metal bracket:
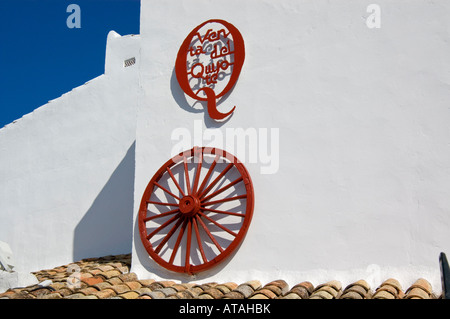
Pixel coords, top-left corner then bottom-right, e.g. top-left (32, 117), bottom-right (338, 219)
top-left (439, 252), bottom-right (450, 299)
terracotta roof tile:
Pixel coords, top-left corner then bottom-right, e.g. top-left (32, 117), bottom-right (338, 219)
top-left (109, 283), bottom-right (131, 295)
top-left (244, 280), bottom-right (262, 290)
top-left (318, 287), bottom-right (340, 299)
top-left (107, 276), bottom-right (123, 286)
top-left (372, 278), bottom-right (406, 299)
top-left (94, 264), bottom-right (115, 272)
top-left (65, 292), bottom-right (92, 299)
top-left (78, 287), bottom-right (99, 296)
top-left (249, 288), bottom-right (277, 299)
top-left (309, 290), bottom-right (335, 299)
top-left (405, 278), bottom-right (433, 297)
top-left (172, 283), bottom-right (194, 292)
top-left (248, 293), bottom-right (270, 299)
top-left (199, 287), bottom-right (226, 299)
top-left (309, 281), bottom-right (342, 299)
top-left (29, 287), bottom-right (53, 298)
top-left (41, 292), bottom-right (63, 299)
top-left (119, 272), bottom-right (138, 282)
top-left (405, 287), bottom-right (429, 299)
top-left (118, 291), bottom-right (140, 299)
top-left (90, 289), bottom-right (116, 299)
top-left (98, 269), bottom-right (122, 280)
top-left (193, 282), bottom-right (218, 293)
top-left (138, 279), bottom-right (156, 286)
top-left (340, 291), bottom-right (363, 299)
top-left (81, 276), bottom-right (104, 286)
top-left (80, 272), bottom-right (93, 279)
top-left (93, 281), bottom-right (113, 290)
top-left (158, 287), bottom-right (178, 297)
top-left (124, 281), bottom-right (142, 290)
top-left (147, 280), bottom-right (176, 290)
top-left (280, 292), bottom-right (302, 299)
top-left (285, 286), bottom-right (310, 299)
top-left (404, 278), bottom-right (436, 299)
top-left (373, 290), bottom-right (397, 299)
top-left (0, 254), bottom-right (441, 300)
top-left (263, 279), bottom-right (289, 296)
top-left (56, 287), bottom-right (75, 297)
top-left (233, 283), bottom-right (255, 298)
top-left (222, 291), bottom-right (245, 299)
top-left (135, 287), bottom-right (152, 295)
top-left (88, 269), bottom-right (104, 276)
top-left (144, 290), bottom-right (167, 299)
top-left (341, 282), bottom-right (370, 299)
top-left (217, 282), bottom-right (238, 292)
top-left (383, 278), bottom-right (402, 291)
top-left (174, 290), bottom-right (196, 299)
top-left (353, 279), bottom-right (371, 292)
top-left (293, 281), bottom-right (315, 295)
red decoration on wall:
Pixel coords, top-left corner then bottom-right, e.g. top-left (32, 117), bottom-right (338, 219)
top-left (175, 19), bottom-right (245, 121)
top-left (138, 147), bottom-right (254, 274)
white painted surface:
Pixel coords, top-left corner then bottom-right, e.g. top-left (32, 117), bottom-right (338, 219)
top-left (0, 271), bottom-right (38, 293)
top-left (0, 31), bottom-right (140, 274)
top-left (0, 241), bottom-right (38, 293)
top-left (131, 0), bottom-right (450, 292)
top-left (0, 0), bottom-right (448, 294)
top-left (0, 241), bottom-right (14, 272)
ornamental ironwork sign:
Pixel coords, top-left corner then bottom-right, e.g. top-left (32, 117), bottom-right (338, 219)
top-left (175, 19), bottom-right (245, 121)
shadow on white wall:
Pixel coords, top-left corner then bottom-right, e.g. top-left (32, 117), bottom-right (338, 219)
top-left (73, 141), bottom-right (136, 261)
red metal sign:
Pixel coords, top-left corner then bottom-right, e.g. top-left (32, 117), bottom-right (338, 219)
top-left (175, 19), bottom-right (245, 121)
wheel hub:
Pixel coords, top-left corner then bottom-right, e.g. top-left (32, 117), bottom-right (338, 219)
top-left (179, 195), bottom-right (200, 216)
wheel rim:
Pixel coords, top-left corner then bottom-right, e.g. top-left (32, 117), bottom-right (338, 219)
top-left (138, 146), bottom-right (254, 274)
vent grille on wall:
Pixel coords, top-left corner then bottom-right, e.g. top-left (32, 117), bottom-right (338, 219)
top-left (124, 57), bottom-right (136, 67)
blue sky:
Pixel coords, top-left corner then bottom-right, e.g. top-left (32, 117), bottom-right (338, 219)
top-left (0, 0), bottom-right (140, 128)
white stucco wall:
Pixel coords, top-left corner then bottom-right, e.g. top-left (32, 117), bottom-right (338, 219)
top-left (0, 31), bottom-right (140, 274)
top-left (132, 0), bottom-right (450, 291)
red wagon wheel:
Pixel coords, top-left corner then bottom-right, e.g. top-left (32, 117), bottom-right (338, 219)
top-left (138, 146), bottom-right (254, 274)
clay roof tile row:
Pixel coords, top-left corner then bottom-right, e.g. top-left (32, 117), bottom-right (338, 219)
top-left (0, 254), bottom-right (443, 300)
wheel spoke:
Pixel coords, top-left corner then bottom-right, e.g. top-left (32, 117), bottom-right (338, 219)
top-left (146, 213), bottom-right (180, 240)
top-left (196, 154), bottom-right (220, 196)
top-left (154, 217), bottom-right (184, 255)
top-left (169, 219), bottom-right (188, 264)
top-left (200, 207), bottom-right (245, 217)
top-left (192, 148), bottom-right (203, 195)
top-left (143, 208), bottom-right (180, 222)
top-left (147, 200), bottom-right (179, 207)
top-left (193, 218), bottom-right (208, 263)
top-left (167, 166), bottom-right (185, 197)
top-left (201, 177), bottom-right (243, 203)
top-left (201, 194), bottom-right (247, 207)
top-left (199, 163), bottom-right (234, 199)
top-left (198, 212), bottom-right (237, 237)
top-left (185, 219), bottom-right (192, 273)
top-left (153, 181), bottom-right (181, 200)
top-left (183, 155), bottom-right (191, 195)
top-left (196, 215), bottom-right (223, 253)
